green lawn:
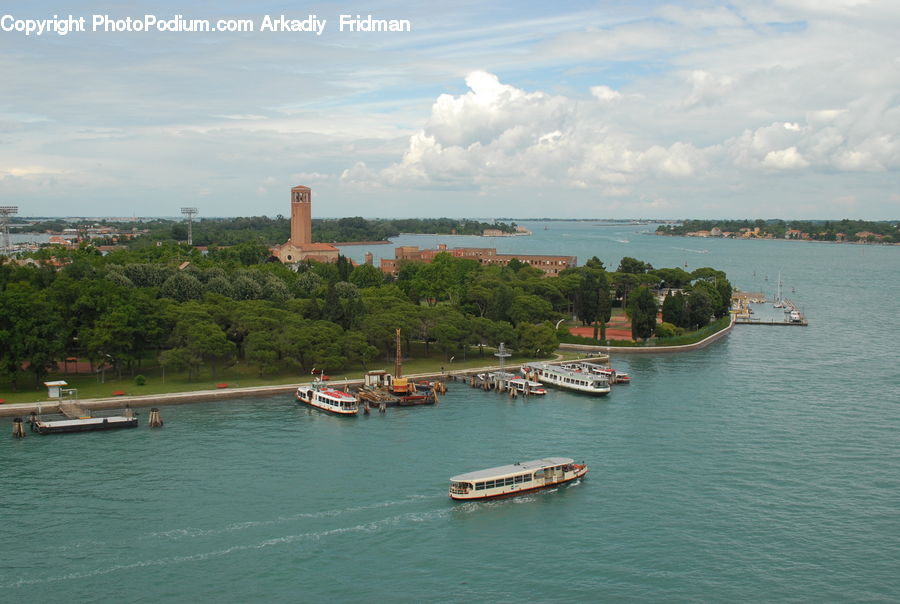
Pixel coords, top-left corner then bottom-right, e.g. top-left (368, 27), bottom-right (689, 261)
top-left (0, 344), bottom-right (583, 405)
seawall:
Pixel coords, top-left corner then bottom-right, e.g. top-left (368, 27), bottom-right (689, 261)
top-left (559, 314), bottom-right (734, 355)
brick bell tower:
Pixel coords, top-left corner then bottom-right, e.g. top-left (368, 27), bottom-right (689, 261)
top-left (290, 185), bottom-right (312, 245)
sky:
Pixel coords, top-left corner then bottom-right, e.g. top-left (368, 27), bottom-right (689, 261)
top-left (1, 0), bottom-right (899, 220)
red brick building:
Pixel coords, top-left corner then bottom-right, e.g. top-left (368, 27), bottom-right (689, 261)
top-left (273, 185), bottom-right (340, 264)
top-left (380, 244), bottom-right (576, 276)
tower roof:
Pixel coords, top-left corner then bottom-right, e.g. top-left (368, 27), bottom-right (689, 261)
top-left (291, 185), bottom-right (311, 192)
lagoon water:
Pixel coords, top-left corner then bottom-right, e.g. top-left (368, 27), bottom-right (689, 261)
top-left (3, 222), bottom-right (899, 602)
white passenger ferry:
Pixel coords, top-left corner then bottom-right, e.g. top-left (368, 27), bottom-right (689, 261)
top-left (565, 361), bottom-right (631, 384)
top-left (449, 457), bottom-right (588, 500)
top-left (507, 377), bottom-right (547, 395)
top-left (523, 362), bottom-right (611, 396)
top-left (296, 380), bottom-right (359, 415)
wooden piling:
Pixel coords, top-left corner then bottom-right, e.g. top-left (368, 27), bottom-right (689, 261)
top-left (12, 417), bottom-right (25, 438)
top-left (148, 407), bottom-right (164, 428)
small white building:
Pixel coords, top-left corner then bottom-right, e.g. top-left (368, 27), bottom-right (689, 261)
top-left (44, 380), bottom-right (68, 399)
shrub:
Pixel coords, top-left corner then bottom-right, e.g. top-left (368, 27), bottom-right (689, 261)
top-left (654, 322), bottom-right (679, 338)
top-left (134, 374), bottom-right (147, 386)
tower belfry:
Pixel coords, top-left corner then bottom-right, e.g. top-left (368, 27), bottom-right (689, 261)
top-left (290, 186), bottom-right (312, 245)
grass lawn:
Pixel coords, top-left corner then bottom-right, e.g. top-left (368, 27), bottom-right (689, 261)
top-left (0, 344), bottom-right (585, 405)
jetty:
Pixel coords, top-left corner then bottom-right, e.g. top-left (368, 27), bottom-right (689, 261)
top-left (27, 402), bottom-right (138, 434)
top-left (733, 296), bottom-right (808, 326)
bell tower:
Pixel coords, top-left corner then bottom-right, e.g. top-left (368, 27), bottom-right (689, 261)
top-left (290, 185), bottom-right (312, 245)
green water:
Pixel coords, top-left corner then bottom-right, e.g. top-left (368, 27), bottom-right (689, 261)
top-left (3, 223), bottom-right (899, 602)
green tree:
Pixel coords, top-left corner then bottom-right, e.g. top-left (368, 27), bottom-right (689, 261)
top-left (349, 264), bottom-right (385, 288)
top-left (661, 291), bottom-right (687, 328)
top-left (515, 322), bottom-right (557, 357)
top-left (160, 271), bottom-right (203, 302)
top-left (627, 286), bottom-right (658, 341)
top-left (686, 288), bottom-right (714, 329)
top-left (618, 257), bottom-right (653, 274)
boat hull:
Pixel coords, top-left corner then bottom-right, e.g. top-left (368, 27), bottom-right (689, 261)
top-left (450, 465), bottom-right (588, 501)
top-left (32, 417), bottom-right (138, 434)
top-left (296, 389), bottom-right (358, 416)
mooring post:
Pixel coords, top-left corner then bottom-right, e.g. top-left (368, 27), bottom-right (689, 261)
top-left (12, 417), bottom-right (25, 438)
top-left (148, 407), bottom-right (164, 428)
top-left (124, 404), bottom-right (134, 420)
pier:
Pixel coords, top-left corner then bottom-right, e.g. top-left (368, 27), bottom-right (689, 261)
top-left (732, 292), bottom-right (808, 326)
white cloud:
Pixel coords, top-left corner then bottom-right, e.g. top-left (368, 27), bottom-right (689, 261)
top-left (590, 86), bottom-right (621, 102)
top-left (763, 146), bottom-right (810, 169)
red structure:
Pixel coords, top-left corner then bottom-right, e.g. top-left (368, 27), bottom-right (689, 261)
top-left (380, 244), bottom-right (576, 277)
top-left (274, 185), bottom-right (340, 264)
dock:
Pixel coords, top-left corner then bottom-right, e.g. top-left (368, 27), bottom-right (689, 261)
top-left (26, 401), bottom-right (138, 434)
top-left (732, 293), bottom-right (808, 326)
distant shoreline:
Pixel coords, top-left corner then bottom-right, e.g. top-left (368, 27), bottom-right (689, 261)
top-left (655, 232), bottom-right (899, 246)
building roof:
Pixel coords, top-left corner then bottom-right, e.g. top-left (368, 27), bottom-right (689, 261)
top-left (295, 242), bottom-right (339, 251)
top-left (450, 457), bottom-right (575, 481)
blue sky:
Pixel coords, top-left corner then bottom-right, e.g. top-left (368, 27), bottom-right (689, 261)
top-left (2, 1), bottom-right (899, 219)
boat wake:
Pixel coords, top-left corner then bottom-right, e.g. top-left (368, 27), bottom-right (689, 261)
top-left (673, 247), bottom-right (709, 254)
top-left (2, 502), bottom-right (452, 589)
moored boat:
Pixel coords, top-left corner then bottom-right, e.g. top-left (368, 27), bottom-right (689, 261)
top-left (523, 362), bottom-right (610, 396)
top-left (507, 377), bottom-right (546, 395)
top-left (565, 361), bottom-right (631, 384)
top-left (449, 457), bottom-right (587, 500)
top-left (296, 379), bottom-right (359, 415)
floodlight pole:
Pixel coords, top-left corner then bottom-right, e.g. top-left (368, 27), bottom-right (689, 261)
top-left (0, 206), bottom-right (19, 253)
top-left (181, 207), bottom-right (198, 246)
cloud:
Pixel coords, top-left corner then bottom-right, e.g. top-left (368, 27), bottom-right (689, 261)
top-left (344, 71), bottom-right (710, 192)
top-left (763, 146), bottom-right (810, 169)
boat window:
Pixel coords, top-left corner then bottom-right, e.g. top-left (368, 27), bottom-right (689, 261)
top-left (475, 482), bottom-right (485, 490)
top-left (505, 477), bottom-right (514, 485)
top-left (485, 480), bottom-right (495, 488)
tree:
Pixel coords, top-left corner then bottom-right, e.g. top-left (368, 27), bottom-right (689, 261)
top-left (0, 284), bottom-right (65, 389)
top-left (662, 291), bottom-right (687, 328)
top-left (618, 257), bottom-right (653, 274)
top-left (160, 271), bottom-right (203, 302)
top-left (508, 293), bottom-right (555, 326)
top-left (349, 264), bottom-right (384, 288)
top-left (596, 271), bottom-right (612, 341)
top-left (515, 322), bottom-right (557, 357)
top-left (627, 286), bottom-right (658, 341)
top-left (342, 331), bottom-right (379, 371)
top-left (686, 288), bottom-right (714, 329)
top-left (574, 271), bottom-right (600, 327)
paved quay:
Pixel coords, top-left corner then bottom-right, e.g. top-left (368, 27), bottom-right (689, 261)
top-left (0, 366), bottom-right (508, 418)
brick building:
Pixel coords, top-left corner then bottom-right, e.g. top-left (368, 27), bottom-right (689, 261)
top-left (380, 244), bottom-right (576, 277)
top-left (273, 185), bottom-right (340, 264)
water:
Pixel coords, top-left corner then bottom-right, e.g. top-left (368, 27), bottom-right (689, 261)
top-left (3, 223), bottom-right (900, 602)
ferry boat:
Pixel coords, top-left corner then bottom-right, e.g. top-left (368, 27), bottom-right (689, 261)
top-left (565, 361), bottom-right (631, 385)
top-left (523, 362), bottom-right (610, 396)
top-left (296, 380), bottom-right (359, 415)
top-left (449, 457), bottom-right (588, 500)
top-left (507, 377), bottom-right (547, 395)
